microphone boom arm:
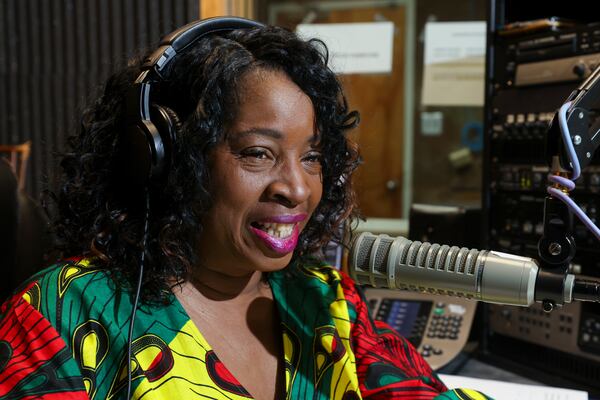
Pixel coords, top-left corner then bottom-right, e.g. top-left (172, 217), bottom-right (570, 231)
top-left (556, 65), bottom-right (600, 172)
top-left (537, 65), bottom-right (600, 311)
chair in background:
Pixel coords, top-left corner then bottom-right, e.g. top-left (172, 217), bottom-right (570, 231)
top-left (0, 158), bottom-right (52, 301)
top-left (0, 140), bottom-right (31, 191)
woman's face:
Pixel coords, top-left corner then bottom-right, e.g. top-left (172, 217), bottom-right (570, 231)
top-left (196, 68), bottom-right (323, 276)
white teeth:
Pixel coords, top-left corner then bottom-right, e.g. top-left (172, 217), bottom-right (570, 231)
top-left (257, 222), bottom-right (294, 238)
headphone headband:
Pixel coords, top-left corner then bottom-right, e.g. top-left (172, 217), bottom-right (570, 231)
top-left (139, 16), bottom-right (264, 82)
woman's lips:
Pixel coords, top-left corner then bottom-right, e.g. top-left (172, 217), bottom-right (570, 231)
top-left (248, 214), bottom-right (307, 255)
top-left (260, 213), bottom-right (307, 224)
top-left (249, 223), bottom-right (299, 255)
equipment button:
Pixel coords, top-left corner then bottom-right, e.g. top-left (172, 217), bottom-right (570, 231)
top-left (433, 348), bottom-right (443, 355)
top-left (582, 333), bottom-right (591, 342)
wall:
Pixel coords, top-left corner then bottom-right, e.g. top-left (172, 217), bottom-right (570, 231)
top-left (0, 0), bottom-right (199, 197)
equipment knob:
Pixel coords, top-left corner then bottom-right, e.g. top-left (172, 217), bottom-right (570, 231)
top-left (386, 179), bottom-right (399, 191)
top-left (573, 63), bottom-right (586, 78)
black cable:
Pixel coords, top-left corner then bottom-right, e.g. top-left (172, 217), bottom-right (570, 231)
top-left (126, 190), bottom-right (150, 399)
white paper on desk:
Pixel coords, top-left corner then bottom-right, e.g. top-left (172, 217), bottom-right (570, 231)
top-left (421, 21), bottom-right (486, 106)
top-left (439, 374), bottom-right (588, 400)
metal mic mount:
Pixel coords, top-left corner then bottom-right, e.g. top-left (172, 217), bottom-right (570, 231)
top-left (536, 189), bottom-right (577, 312)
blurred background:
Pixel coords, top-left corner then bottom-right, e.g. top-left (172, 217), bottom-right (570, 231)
top-left (2, 0), bottom-right (600, 397)
top-left (0, 0), bottom-right (485, 217)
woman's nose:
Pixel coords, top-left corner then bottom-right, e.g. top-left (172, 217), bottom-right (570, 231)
top-left (266, 160), bottom-right (311, 207)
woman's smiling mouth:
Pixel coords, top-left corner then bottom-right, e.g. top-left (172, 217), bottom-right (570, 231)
top-left (249, 214), bottom-right (307, 254)
top-left (251, 222), bottom-right (295, 238)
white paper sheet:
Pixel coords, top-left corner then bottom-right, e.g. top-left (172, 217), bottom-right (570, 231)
top-left (296, 22), bottom-right (394, 74)
top-left (439, 373), bottom-right (588, 400)
top-left (421, 21), bottom-right (486, 106)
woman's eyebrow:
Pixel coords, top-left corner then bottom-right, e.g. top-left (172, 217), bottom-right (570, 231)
top-left (235, 128), bottom-right (283, 140)
top-left (234, 128), bottom-right (320, 145)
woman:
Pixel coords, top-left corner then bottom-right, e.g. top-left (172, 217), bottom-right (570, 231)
top-left (0, 18), bottom-right (489, 400)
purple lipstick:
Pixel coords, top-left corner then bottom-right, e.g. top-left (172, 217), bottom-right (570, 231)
top-left (249, 214), bottom-right (307, 255)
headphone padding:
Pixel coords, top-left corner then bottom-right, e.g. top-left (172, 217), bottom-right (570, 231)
top-left (149, 104), bottom-right (178, 181)
top-left (117, 104), bottom-right (178, 189)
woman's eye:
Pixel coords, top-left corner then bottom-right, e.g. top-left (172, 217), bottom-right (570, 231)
top-left (241, 148), bottom-right (271, 160)
top-left (303, 152), bottom-right (322, 174)
top-left (237, 148), bottom-right (276, 169)
top-left (303, 152), bottom-right (322, 164)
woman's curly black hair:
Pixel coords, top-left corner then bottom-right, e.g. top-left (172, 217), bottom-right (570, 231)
top-left (52, 25), bottom-right (361, 303)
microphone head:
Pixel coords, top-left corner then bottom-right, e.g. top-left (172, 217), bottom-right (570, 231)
top-left (350, 232), bottom-right (402, 288)
top-left (350, 232), bottom-right (540, 306)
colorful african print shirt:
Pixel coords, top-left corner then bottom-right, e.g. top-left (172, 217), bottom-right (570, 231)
top-left (0, 258), bottom-right (492, 399)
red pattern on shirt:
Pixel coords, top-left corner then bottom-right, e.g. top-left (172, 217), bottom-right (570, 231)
top-left (339, 271), bottom-right (448, 399)
top-left (0, 283), bottom-right (88, 399)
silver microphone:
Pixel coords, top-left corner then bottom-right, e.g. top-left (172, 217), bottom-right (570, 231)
top-left (349, 232), bottom-right (576, 307)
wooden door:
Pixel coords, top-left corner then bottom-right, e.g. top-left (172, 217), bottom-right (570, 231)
top-left (275, 5), bottom-right (406, 218)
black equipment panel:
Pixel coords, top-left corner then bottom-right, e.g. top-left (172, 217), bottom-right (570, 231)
top-left (483, 1), bottom-right (600, 394)
top-left (372, 298), bottom-right (432, 347)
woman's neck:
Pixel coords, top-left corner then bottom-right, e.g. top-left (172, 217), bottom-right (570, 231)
top-left (187, 263), bottom-right (269, 302)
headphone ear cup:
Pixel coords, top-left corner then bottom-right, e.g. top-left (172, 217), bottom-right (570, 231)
top-left (148, 104), bottom-right (179, 182)
top-left (160, 106), bottom-right (183, 138)
top-left (116, 104), bottom-right (179, 191)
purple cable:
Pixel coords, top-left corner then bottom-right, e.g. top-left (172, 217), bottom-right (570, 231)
top-left (547, 101), bottom-right (600, 241)
top-left (557, 101), bottom-right (581, 180)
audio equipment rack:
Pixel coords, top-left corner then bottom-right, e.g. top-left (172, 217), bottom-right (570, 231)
top-left (482, 0), bottom-right (600, 394)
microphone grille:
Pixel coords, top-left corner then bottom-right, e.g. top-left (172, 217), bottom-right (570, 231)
top-left (435, 245), bottom-right (450, 270)
top-left (447, 246), bottom-right (460, 272)
top-left (427, 243), bottom-right (441, 269)
top-left (355, 234), bottom-right (376, 271)
top-left (374, 237), bottom-right (394, 274)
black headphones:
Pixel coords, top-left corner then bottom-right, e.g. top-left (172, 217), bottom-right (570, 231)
top-left (119, 16), bottom-right (265, 189)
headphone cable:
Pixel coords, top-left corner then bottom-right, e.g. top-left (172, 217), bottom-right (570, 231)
top-left (126, 190), bottom-right (150, 399)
